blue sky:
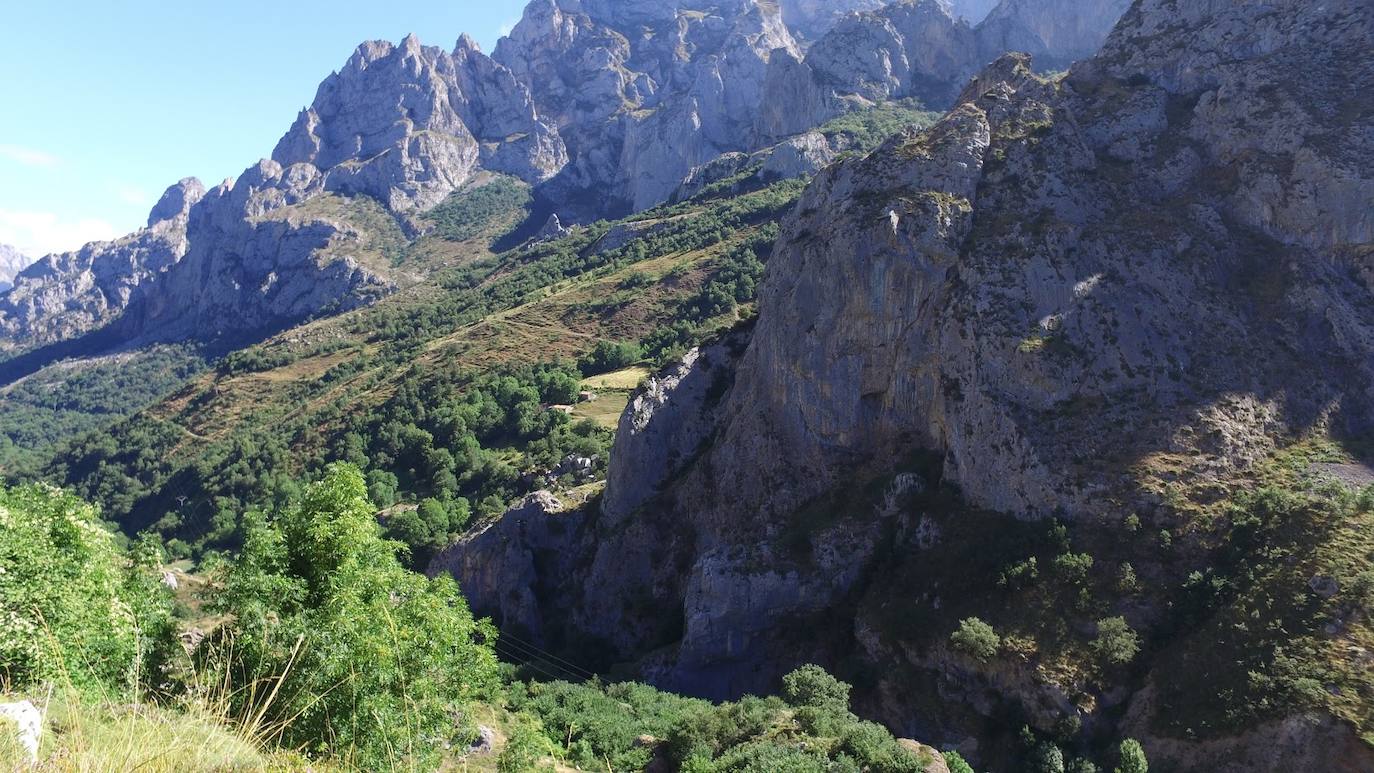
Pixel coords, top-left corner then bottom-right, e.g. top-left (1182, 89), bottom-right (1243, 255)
top-left (0, 0), bottom-right (529, 258)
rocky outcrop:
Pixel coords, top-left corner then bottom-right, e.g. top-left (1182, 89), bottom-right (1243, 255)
top-left (1122, 685), bottom-right (1374, 773)
top-left (672, 131), bottom-right (837, 202)
top-left (0, 700), bottom-right (41, 765)
top-left (0, 244), bottom-right (31, 294)
top-left (436, 0), bottom-right (1374, 765)
top-left (0, 179), bottom-right (203, 351)
top-left (115, 163), bottom-right (395, 344)
top-left (429, 491), bottom-right (581, 639)
top-left (496, 0), bottom-right (806, 217)
top-left (601, 336), bottom-right (745, 526)
top-left (273, 34), bottom-right (566, 214)
top-left (755, 0), bottom-right (1130, 143)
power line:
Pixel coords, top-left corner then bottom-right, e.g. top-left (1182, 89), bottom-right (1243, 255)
top-left (493, 640), bottom-right (584, 684)
top-left (497, 630), bottom-right (598, 680)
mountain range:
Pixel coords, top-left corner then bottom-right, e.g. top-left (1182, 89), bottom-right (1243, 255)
top-left (0, 0), bottom-right (1128, 369)
top-left (2, 0), bottom-right (1372, 770)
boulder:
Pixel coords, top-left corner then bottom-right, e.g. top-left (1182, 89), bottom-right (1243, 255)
top-left (0, 700), bottom-right (41, 766)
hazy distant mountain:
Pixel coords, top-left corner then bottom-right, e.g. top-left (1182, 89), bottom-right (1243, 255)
top-left (0, 243), bottom-right (30, 293)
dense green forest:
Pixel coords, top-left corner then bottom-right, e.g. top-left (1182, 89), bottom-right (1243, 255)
top-left (0, 345), bottom-right (204, 472)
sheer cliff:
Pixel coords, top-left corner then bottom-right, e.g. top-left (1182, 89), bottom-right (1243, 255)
top-left (435, 0), bottom-right (1374, 768)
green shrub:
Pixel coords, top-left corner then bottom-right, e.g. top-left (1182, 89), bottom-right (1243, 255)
top-left (204, 464), bottom-right (499, 768)
top-left (782, 663), bottom-right (851, 713)
top-left (0, 484), bottom-right (173, 693)
top-left (1114, 739), bottom-right (1148, 773)
top-left (498, 714), bottom-right (555, 773)
top-left (951, 617), bottom-right (1001, 661)
top-left (945, 750), bottom-right (976, 773)
top-left (579, 340), bottom-right (643, 375)
top-left (1091, 617), bottom-right (1141, 666)
top-left (839, 721), bottom-right (923, 772)
top-left (1348, 569), bottom-right (1374, 612)
top-left (423, 176), bottom-right (531, 244)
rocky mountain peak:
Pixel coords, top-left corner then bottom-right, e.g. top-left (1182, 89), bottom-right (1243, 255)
top-left (146, 177), bottom-right (206, 227)
top-left (271, 31), bottom-right (565, 214)
top-left (454, 32), bottom-right (481, 55)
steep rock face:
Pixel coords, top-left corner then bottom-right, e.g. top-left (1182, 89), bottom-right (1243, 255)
top-left (668, 0), bottom-right (1374, 542)
top-left (601, 335), bottom-right (746, 526)
top-left (0, 244), bottom-right (31, 294)
top-left (273, 34), bottom-right (565, 214)
top-left (0, 179), bottom-right (204, 351)
top-left (495, 0), bottom-right (1127, 217)
top-left (754, 0), bottom-right (1130, 142)
top-left (115, 161), bottom-right (395, 344)
top-left (978, 0), bottom-right (1134, 69)
top-left (496, 0), bottom-right (804, 216)
top-left (801, 0), bottom-right (980, 108)
top-left (437, 0), bottom-right (1374, 764)
top-left (430, 491), bottom-right (581, 640)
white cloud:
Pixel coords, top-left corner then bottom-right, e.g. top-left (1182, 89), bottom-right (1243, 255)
top-left (497, 17), bottom-right (519, 36)
top-left (0, 210), bottom-right (122, 258)
top-left (0, 144), bottom-right (60, 168)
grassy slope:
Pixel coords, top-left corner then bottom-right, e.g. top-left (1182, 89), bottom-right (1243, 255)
top-left (38, 174), bottom-right (803, 551)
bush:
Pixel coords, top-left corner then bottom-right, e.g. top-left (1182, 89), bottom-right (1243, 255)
top-left (1091, 617), bottom-right (1141, 666)
top-left (204, 464), bottom-right (499, 768)
top-left (782, 664), bottom-right (851, 713)
top-left (951, 617), bottom-right (1001, 661)
top-left (1348, 569), bottom-right (1374, 612)
top-left (498, 714), bottom-right (554, 773)
top-left (1115, 739), bottom-right (1148, 773)
top-left (580, 340), bottom-right (644, 375)
top-left (0, 484), bottom-right (173, 693)
top-left (945, 750), bottom-right (976, 773)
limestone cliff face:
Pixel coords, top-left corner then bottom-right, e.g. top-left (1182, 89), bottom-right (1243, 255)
top-left (617, 0), bottom-right (1374, 534)
top-left (754, 0), bottom-right (1130, 142)
top-left (273, 34), bottom-right (566, 214)
top-left (113, 162), bottom-right (395, 345)
top-left (495, 0), bottom-right (806, 216)
top-left (436, 0), bottom-right (1374, 765)
top-left (0, 179), bottom-right (204, 351)
top-left (498, 0), bottom-right (1129, 218)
